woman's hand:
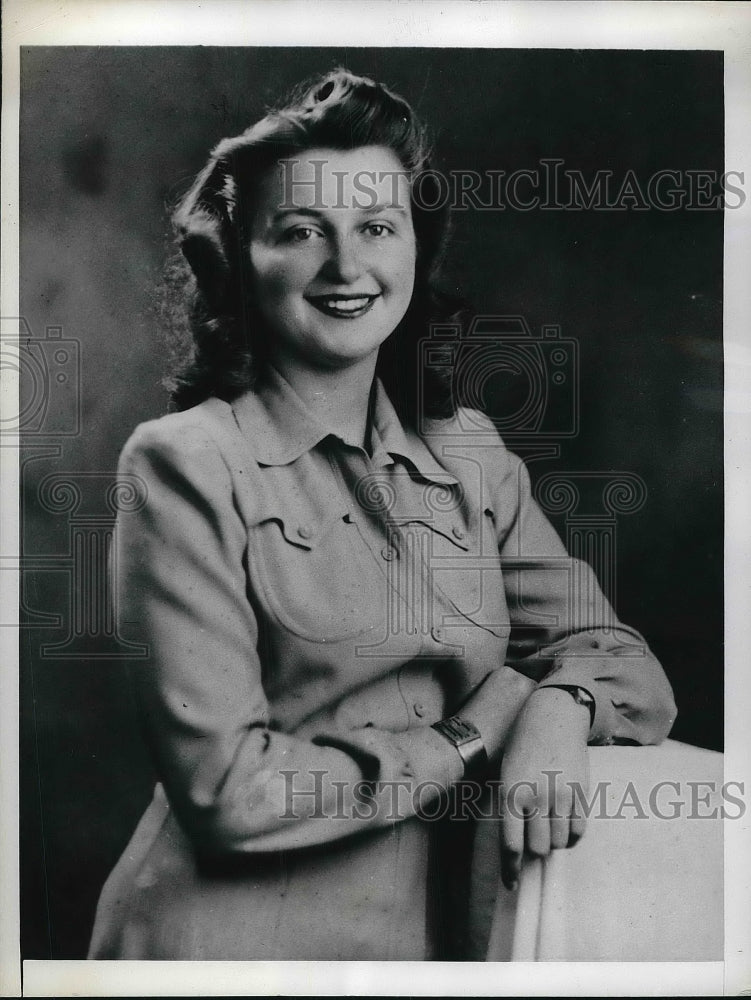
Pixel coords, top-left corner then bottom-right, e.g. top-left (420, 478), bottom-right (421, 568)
top-left (351, 666), bottom-right (539, 818)
top-left (499, 687), bottom-right (590, 890)
top-left (456, 665), bottom-right (538, 761)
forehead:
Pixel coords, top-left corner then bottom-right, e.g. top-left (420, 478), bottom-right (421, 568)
top-left (255, 145), bottom-right (412, 214)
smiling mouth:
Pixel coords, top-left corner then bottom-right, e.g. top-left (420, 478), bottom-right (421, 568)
top-left (306, 293), bottom-right (380, 319)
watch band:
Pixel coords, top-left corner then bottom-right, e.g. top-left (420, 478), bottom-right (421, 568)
top-left (431, 716), bottom-right (489, 780)
top-left (542, 684), bottom-right (596, 727)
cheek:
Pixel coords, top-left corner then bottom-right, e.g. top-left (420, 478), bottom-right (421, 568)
top-left (248, 248), bottom-right (312, 304)
top-left (387, 244), bottom-right (417, 301)
top-left (381, 246), bottom-right (416, 298)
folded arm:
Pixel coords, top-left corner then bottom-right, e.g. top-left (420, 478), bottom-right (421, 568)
top-left (487, 439), bottom-right (677, 883)
top-left (496, 447), bottom-right (676, 746)
top-left (118, 420), bottom-right (532, 855)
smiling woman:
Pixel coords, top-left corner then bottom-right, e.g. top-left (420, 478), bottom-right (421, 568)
top-left (247, 147), bottom-right (417, 390)
top-left (86, 68), bottom-right (676, 962)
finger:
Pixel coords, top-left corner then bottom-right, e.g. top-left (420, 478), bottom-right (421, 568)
top-left (501, 848), bottom-right (522, 892)
top-left (549, 812), bottom-right (570, 850)
top-left (568, 812), bottom-right (587, 846)
top-left (525, 809), bottom-right (551, 859)
top-left (501, 808), bottom-right (525, 891)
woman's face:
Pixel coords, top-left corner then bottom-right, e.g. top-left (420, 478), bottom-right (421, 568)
top-left (247, 145), bottom-right (417, 372)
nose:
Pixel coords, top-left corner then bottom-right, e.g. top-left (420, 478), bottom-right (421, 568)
top-left (322, 233), bottom-right (364, 284)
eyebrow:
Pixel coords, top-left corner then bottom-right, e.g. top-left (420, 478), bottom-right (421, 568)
top-left (270, 202), bottom-right (410, 223)
top-left (362, 202), bottom-right (410, 216)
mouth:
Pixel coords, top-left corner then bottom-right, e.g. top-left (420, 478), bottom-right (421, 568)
top-left (306, 292), bottom-right (380, 319)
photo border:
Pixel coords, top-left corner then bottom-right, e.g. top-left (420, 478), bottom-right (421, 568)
top-left (2, 2), bottom-right (749, 996)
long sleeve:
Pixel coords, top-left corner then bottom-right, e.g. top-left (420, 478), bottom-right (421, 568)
top-left (117, 418), bottom-right (470, 855)
top-left (492, 440), bottom-right (677, 745)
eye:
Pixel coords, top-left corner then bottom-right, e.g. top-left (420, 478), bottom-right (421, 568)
top-left (284, 226), bottom-right (322, 244)
top-left (364, 222), bottom-right (393, 238)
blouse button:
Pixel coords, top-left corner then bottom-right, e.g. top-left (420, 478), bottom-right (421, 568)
top-left (381, 546), bottom-right (396, 561)
top-left (430, 625), bottom-right (443, 643)
top-left (297, 523), bottom-right (314, 540)
top-left (451, 525), bottom-right (466, 540)
top-left (413, 702), bottom-right (425, 718)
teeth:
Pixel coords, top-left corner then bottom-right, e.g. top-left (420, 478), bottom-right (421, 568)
top-left (322, 298), bottom-right (371, 311)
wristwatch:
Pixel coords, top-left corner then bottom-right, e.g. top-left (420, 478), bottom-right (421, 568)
top-left (431, 716), bottom-right (489, 780)
top-left (542, 684), bottom-right (596, 727)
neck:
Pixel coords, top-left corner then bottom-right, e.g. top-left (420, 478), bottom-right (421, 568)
top-left (268, 352), bottom-right (379, 449)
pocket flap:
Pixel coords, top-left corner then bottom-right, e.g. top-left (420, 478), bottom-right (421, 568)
top-left (394, 513), bottom-right (471, 552)
top-left (254, 507), bottom-right (346, 551)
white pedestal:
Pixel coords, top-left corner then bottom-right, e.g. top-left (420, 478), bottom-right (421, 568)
top-left (482, 740), bottom-right (724, 961)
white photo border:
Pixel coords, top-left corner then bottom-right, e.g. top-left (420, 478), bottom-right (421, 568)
top-left (2, 1), bottom-right (749, 996)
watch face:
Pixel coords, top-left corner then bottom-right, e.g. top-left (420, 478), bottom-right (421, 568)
top-left (566, 686), bottom-right (595, 723)
top-left (435, 717), bottom-right (481, 745)
top-left (432, 717), bottom-right (489, 780)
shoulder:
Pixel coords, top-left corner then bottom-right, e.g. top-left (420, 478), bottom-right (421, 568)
top-left (123, 397), bottom-right (239, 457)
top-left (423, 405), bottom-right (499, 437)
top-left (416, 406), bottom-right (527, 519)
top-left (119, 397), bottom-right (246, 483)
top-left (421, 406), bottom-right (519, 469)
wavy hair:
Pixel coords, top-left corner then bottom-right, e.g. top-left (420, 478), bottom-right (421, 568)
top-left (162, 68), bottom-right (468, 423)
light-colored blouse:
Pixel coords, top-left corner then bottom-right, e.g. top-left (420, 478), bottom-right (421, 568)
top-left (88, 366), bottom-right (675, 960)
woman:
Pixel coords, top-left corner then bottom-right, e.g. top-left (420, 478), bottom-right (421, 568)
top-left (88, 69), bottom-right (676, 961)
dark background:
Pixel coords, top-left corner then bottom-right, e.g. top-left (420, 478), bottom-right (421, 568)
top-left (19, 47), bottom-right (723, 959)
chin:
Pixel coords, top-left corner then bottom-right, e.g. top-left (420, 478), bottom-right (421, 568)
top-left (313, 333), bottom-right (391, 365)
top-left (319, 348), bottom-right (381, 369)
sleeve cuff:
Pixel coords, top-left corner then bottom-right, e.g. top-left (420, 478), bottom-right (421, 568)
top-left (537, 664), bottom-right (618, 745)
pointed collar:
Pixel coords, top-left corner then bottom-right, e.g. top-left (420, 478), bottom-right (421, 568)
top-left (230, 366), bottom-right (457, 485)
top-left (368, 380), bottom-right (458, 485)
top-left (231, 366), bottom-right (330, 466)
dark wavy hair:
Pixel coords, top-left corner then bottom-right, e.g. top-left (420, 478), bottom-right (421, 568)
top-left (163, 68), bottom-right (468, 423)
